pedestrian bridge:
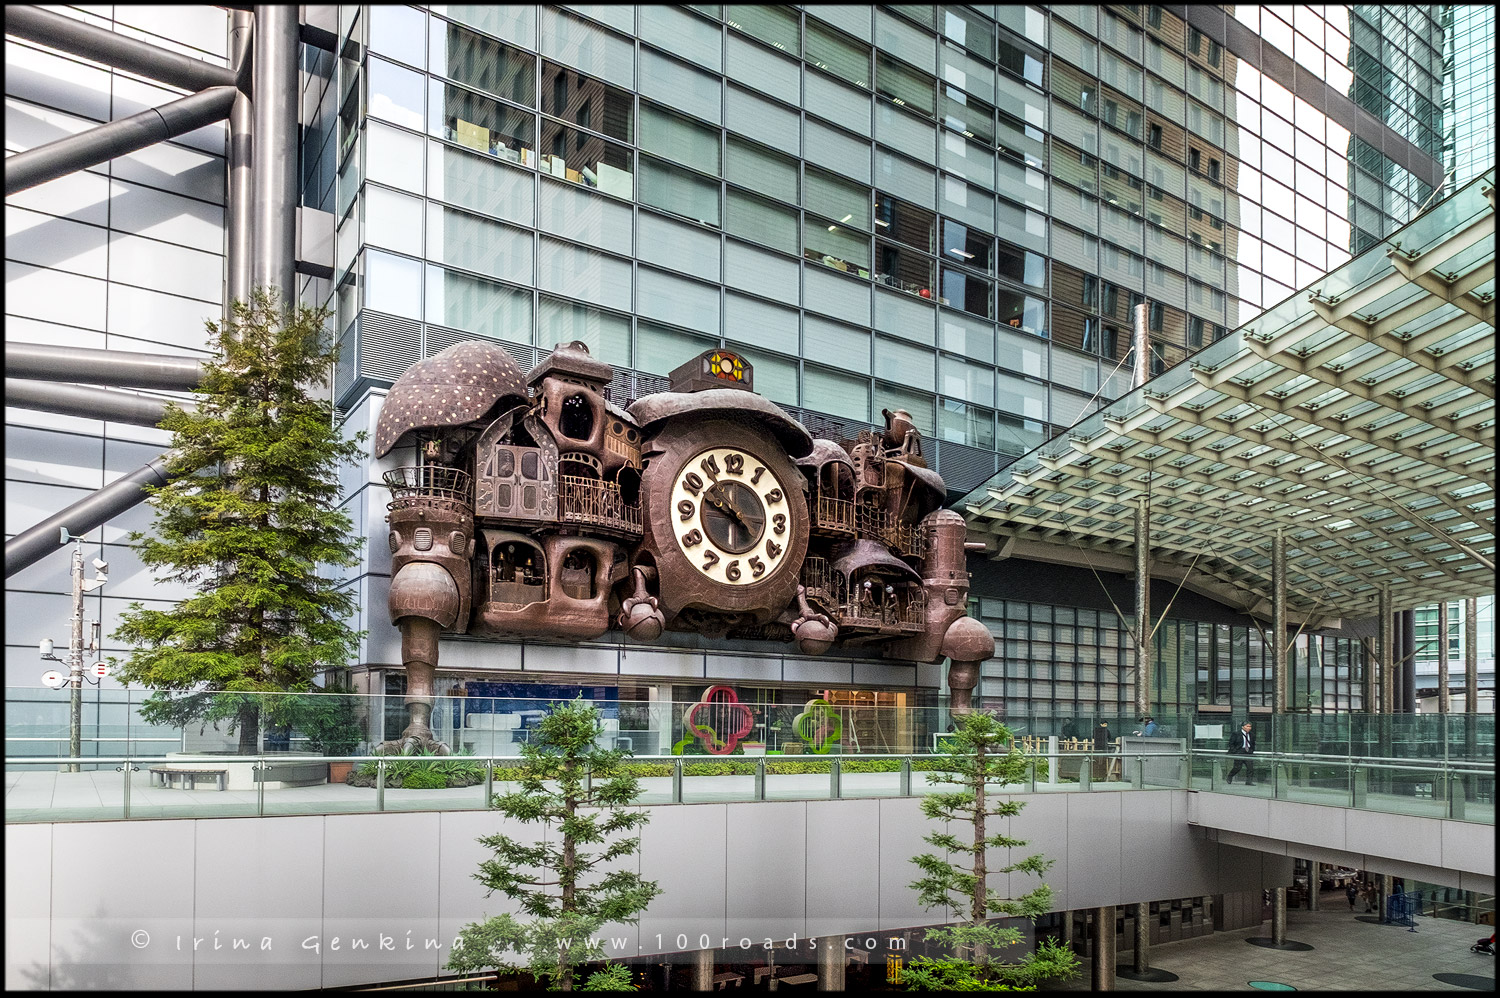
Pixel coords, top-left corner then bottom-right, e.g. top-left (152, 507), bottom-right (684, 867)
top-left (5, 750), bottom-right (1493, 990)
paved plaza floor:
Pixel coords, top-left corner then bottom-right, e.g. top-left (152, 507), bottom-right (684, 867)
top-left (1052, 897), bottom-right (1496, 992)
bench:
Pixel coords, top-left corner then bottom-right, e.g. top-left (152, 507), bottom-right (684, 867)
top-left (776, 973), bottom-right (818, 986)
top-left (711, 971), bottom-right (744, 989)
top-left (149, 767), bottom-right (227, 791)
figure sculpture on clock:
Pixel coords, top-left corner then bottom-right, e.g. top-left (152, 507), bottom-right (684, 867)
top-left (372, 341), bottom-right (994, 752)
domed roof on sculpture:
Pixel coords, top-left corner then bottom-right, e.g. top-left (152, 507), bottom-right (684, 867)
top-left (374, 340), bottom-right (529, 457)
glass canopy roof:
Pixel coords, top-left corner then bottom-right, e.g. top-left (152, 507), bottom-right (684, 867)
top-left (962, 170), bottom-right (1495, 625)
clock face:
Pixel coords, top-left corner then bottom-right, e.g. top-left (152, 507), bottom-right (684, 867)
top-left (668, 446), bottom-right (795, 586)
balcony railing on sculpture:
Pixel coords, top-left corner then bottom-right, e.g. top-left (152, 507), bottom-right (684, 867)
top-left (837, 590), bottom-right (926, 633)
top-left (813, 496), bottom-right (857, 535)
top-left (799, 556), bottom-right (845, 612)
top-left (383, 466), bottom-right (473, 514)
top-left (558, 475), bottom-right (641, 534)
top-left (853, 506), bottom-right (926, 558)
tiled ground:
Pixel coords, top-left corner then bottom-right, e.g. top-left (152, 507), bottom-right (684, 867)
top-left (1053, 895), bottom-right (1495, 992)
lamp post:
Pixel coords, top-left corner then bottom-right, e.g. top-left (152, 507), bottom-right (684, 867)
top-left (39, 531), bottom-right (108, 772)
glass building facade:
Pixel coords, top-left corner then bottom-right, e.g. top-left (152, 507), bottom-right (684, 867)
top-left (314, 4), bottom-right (1493, 721)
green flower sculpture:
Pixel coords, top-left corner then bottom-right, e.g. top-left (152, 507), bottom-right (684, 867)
top-left (792, 698), bottom-right (842, 754)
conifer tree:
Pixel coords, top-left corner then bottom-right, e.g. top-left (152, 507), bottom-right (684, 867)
top-left (111, 289), bottom-right (366, 753)
top-left (448, 698), bottom-right (660, 991)
top-left (905, 709), bottom-right (1080, 990)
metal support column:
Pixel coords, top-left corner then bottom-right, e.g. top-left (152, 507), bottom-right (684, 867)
top-left (1091, 907), bottom-right (1115, 991)
top-left (251, 4), bottom-right (299, 300)
top-left (691, 948), bottom-right (713, 991)
top-left (1133, 901), bottom-right (1150, 974)
top-left (1464, 597), bottom-right (1478, 714)
top-left (1400, 608), bottom-right (1416, 714)
top-left (1436, 602), bottom-right (1450, 714)
top-left (1272, 528), bottom-right (1287, 714)
top-left (1379, 588), bottom-right (1393, 715)
top-left (1134, 496), bottom-right (1151, 721)
top-left (227, 9), bottom-right (255, 313)
top-left (67, 543), bottom-right (86, 774)
top-left (1271, 889), bottom-right (1287, 945)
top-left (1308, 864), bottom-right (1319, 911)
top-left (816, 933), bottom-right (845, 991)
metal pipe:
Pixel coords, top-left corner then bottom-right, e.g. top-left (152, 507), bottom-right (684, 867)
top-left (68, 542), bottom-right (85, 774)
top-left (1091, 906), bottom-right (1115, 991)
top-left (4, 380), bottom-right (196, 426)
top-left (1436, 601), bottom-right (1450, 714)
top-left (226, 10), bottom-right (254, 314)
top-left (3, 5), bottom-right (238, 93)
top-left (1134, 496), bottom-right (1151, 721)
top-left (5, 86), bottom-right (236, 195)
top-left (5, 452), bottom-right (181, 578)
top-left (1401, 608), bottom-right (1416, 714)
top-left (5, 342), bottom-right (205, 391)
top-left (1271, 888), bottom-right (1287, 944)
top-left (251, 5), bottom-right (299, 299)
top-left (1272, 528), bottom-right (1287, 713)
top-left (1464, 597), bottom-right (1478, 713)
top-left (1132, 302), bottom-right (1151, 389)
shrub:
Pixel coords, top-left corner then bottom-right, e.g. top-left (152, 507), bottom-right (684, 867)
top-left (401, 769), bottom-right (448, 790)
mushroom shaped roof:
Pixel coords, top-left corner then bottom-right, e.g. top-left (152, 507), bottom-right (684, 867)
top-left (374, 340), bottom-right (529, 457)
top-left (628, 388), bottom-right (813, 458)
top-left (830, 539), bottom-right (922, 582)
top-left (796, 438), bottom-right (855, 470)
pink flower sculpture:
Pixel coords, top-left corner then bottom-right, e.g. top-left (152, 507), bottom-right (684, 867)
top-left (683, 685), bottom-right (755, 755)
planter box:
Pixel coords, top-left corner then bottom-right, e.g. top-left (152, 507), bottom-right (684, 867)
top-left (742, 743), bottom-right (766, 756)
top-left (328, 761), bottom-right (354, 783)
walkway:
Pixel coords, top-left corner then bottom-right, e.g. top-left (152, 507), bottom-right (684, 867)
top-left (1055, 902), bottom-right (1496, 992)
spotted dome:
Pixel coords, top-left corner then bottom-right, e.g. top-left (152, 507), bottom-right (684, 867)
top-left (374, 340), bottom-right (529, 457)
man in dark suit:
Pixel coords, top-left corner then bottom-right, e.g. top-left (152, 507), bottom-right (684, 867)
top-left (1226, 721), bottom-right (1256, 785)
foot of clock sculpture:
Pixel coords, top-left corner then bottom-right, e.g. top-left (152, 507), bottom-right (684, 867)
top-left (619, 567), bottom-right (666, 642)
top-left (790, 585), bottom-right (838, 655)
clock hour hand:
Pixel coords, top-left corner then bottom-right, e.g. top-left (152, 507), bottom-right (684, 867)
top-left (706, 482), bottom-right (747, 526)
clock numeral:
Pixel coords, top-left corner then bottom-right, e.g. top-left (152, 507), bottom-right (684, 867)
top-left (749, 555), bottom-right (766, 578)
top-left (750, 466), bottom-right (765, 485)
top-left (772, 513), bottom-right (786, 535)
top-left (682, 472), bottom-right (703, 496)
top-left (766, 540), bottom-right (783, 561)
top-left (678, 499), bottom-right (696, 521)
top-left (700, 454), bottom-right (720, 478)
top-left (681, 528), bottom-right (703, 547)
top-left (725, 453), bottom-right (744, 475)
top-left (765, 488), bottom-right (783, 504)
top-left (702, 549), bottom-right (720, 569)
top-left (725, 559), bottom-right (741, 581)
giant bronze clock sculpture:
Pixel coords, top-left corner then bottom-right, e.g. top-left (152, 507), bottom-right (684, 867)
top-left (373, 341), bottom-right (993, 753)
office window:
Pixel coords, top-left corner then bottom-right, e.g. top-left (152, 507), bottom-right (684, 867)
top-left (996, 287), bottom-right (1046, 337)
top-left (995, 238), bottom-right (1045, 289)
top-left (367, 57), bottom-right (426, 131)
top-left (725, 189), bottom-right (798, 255)
top-left (941, 218), bottom-right (993, 271)
top-left (876, 53), bottom-right (936, 118)
top-left (639, 103), bottom-right (721, 175)
top-left (540, 62), bottom-right (633, 142)
top-left (426, 263), bottom-right (532, 338)
top-left (805, 214), bottom-right (872, 272)
top-left (427, 203), bottom-right (533, 284)
top-left (430, 20), bottom-right (535, 108)
top-left (803, 363), bottom-right (871, 421)
top-left (804, 168), bottom-right (871, 230)
top-left (638, 156), bottom-right (720, 226)
top-left (636, 320), bottom-right (716, 376)
top-left (726, 136), bottom-right (798, 204)
top-left (997, 29), bottom-right (1045, 87)
top-left (938, 399), bottom-right (996, 448)
top-left (941, 267), bottom-right (989, 318)
top-left (536, 121), bottom-right (633, 195)
top-left (429, 80), bottom-right (535, 163)
top-left (726, 5), bottom-right (799, 53)
top-left (805, 20), bottom-right (871, 89)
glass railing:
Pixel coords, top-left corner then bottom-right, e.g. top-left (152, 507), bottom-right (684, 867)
top-left (5, 746), bottom-right (1492, 826)
top-left (8, 687), bottom-right (1492, 767)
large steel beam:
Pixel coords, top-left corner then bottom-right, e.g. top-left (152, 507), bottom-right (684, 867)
top-left (1436, 601), bottom-right (1450, 714)
top-left (1273, 528), bottom-right (1287, 713)
top-left (251, 5), bottom-right (299, 299)
top-left (5, 452), bottom-right (182, 578)
top-left (5, 86), bottom-right (236, 195)
top-left (5, 343), bottom-right (205, 391)
top-left (1465, 597), bottom-right (1478, 713)
top-left (3, 6), bottom-right (237, 93)
top-left (4, 380), bottom-right (196, 427)
top-left (1134, 496), bottom-right (1151, 721)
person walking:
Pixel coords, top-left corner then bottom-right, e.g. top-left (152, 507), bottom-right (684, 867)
top-left (1141, 715), bottom-right (1159, 736)
top-left (1226, 721), bottom-right (1256, 785)
top-left (1346, 883), bottom-right (1358, 911)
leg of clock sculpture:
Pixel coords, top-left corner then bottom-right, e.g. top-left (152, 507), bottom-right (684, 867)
top-left (378, 616), bottom-right (452, 755)
top-left (943, 616), bottom-right (995, 714)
